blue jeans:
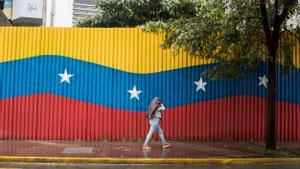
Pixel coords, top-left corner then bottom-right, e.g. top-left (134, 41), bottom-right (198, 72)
top-left (143, 118), bottom-right (167, 146)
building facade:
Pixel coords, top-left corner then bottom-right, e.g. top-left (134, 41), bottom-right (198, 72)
top-left (2, 0), bottom-right (96, 27)
top-left (73, 0), bottom-right (97, 26)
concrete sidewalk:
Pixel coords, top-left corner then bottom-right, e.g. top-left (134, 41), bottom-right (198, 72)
top-left (0, 140), bottom-right (299, 164)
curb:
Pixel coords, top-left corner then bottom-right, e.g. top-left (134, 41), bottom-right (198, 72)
top-left (0, 156), bottom-right (300, 164)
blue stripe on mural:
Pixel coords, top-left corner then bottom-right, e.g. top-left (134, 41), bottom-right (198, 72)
top-left (0, 55), bottom-right (299, 111)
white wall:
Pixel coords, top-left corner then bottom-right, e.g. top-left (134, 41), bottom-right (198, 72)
top-left (45, 0), bottom-right (74, 27)
top-left (12, 0), bottom-right (43, 22)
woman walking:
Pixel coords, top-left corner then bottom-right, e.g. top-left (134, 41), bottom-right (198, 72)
top-left (143, 97), bottom-right (171, 150)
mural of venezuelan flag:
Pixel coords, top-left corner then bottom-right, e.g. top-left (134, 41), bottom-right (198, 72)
top-left (0, 27), bottom-right (299, 141)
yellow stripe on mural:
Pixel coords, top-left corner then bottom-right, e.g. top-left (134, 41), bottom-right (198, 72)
top-left (0, 27), bottom-right (299, 72)
top-left (0, 27), bottom-right (209, 74)
top-left (293, 37), bottom-right (300, 68)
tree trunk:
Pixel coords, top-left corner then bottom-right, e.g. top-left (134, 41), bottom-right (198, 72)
top-left (259, 0), bottom-right (276, 149)
top-left (266, 49), bottom-right (277, 150)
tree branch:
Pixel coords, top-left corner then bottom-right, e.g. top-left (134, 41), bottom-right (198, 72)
top-left (279, 0), bottom-right (297, 24)
top-left (275, 0), bottom-right (279, 16)
top-left (259, 0), bottom-right (271, 46)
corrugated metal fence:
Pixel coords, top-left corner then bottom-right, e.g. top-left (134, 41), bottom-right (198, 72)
top-left (0, 27), bottom-right (299, 141)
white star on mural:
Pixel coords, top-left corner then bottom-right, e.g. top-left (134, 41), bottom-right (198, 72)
top-left (259, 75), bottom-right (268, 88)
top-left (58, 69), bottom-right (74, 84)
top-left (128, 85), bottom-right (142, 100)
top-left (194, 77), bottom-right (207, 92)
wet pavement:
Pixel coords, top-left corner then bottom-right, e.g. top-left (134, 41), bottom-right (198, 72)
top-left (0, 163), bottom-right (300, 169)
top-left (0, 140), bottom-right (299, 158)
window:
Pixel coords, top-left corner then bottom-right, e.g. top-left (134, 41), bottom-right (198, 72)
top-left (74, 0), bottom-right (93, 5)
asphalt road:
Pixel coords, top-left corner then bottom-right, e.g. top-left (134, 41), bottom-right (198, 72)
top-left (0, 163), bottom-right (300, 169)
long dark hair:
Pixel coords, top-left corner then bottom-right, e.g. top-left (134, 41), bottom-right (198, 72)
top-left (146, 97), bottom-right (161, 119)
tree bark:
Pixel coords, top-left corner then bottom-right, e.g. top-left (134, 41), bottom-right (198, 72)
top-left (266, 50), bottom-right (277, 150)
top-left (259, 0), bottom-right (277, 150)
top-left (265, 12), bottom-right (281, 150)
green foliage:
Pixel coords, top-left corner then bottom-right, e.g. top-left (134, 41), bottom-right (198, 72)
top-left (141, 0), bottom-right (300, 79)
top-left (76, 0), bottom-right (199, 27)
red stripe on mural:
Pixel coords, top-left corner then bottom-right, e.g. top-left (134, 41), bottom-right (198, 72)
top-left (0, 94), bottom-right (299, 141)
